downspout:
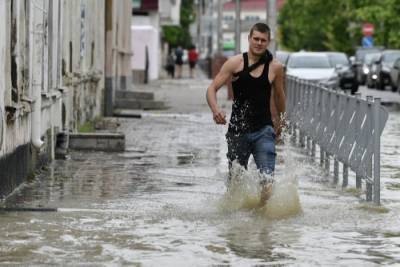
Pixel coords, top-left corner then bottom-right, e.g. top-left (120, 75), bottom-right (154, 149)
top-left (30, 0), bottom-right (44, 149)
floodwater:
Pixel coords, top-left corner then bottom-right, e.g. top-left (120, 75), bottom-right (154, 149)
top-left (1, 110), bottom-right (400, 266)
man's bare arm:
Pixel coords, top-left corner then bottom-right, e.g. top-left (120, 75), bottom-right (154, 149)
top-left (272, 62), bottom-right (286, 135)
top-left (206, 57), bottom-right (236, 124)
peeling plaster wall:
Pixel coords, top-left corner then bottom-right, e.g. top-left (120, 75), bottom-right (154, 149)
top-left (0, 0), bottom-right (112, 198)
top-left (61, 0), bottom-right (105, 131)
top-left (0, 0), bottom-right (7, 155)
top-left (1, 0), bottom-right (31, 159)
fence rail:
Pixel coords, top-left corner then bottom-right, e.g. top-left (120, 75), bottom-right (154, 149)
top-left (286, 76), bottom-right (388, 205)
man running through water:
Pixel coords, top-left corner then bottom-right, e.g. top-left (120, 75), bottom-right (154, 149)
top-left (206, 23), bottom-right (286, 205)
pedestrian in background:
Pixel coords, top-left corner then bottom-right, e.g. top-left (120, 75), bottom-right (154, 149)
top-left (175, 45), bottom-right (184, 78)
top-left (188, 45), bottom-right (199, 78)
top-left (165, 51), bottom-right (175, 78)
top-left (206, 23), bottom-right (286, 206)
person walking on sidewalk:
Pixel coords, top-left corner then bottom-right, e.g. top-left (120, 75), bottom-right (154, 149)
top-left (206, 22), bottom-right (286, 205)
top-left (175, 46), bottom-right (184, 78)
top-left (165, 51), bottom-right (175, 78)
top-left (188, 45), bottom-right (199, 78)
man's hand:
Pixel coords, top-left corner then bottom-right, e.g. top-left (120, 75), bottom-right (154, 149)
top-left (213, 109), bottom-right (227, 125)
top-left (274, 113), bottom-right (287, 144)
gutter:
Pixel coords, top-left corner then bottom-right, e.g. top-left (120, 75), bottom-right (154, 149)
top-left (29, 1), bottom-right (43, 150)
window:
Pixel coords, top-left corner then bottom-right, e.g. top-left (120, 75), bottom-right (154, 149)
top-left (223, 15), bottom-right (234, 21)
top-left (244, 15), bottom-right (260, 21)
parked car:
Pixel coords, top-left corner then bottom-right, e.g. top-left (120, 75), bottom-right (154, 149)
top-left (326, 52), bottom-right (358, 93)
top-left (376, 50), bottom-right (400, 91)
top-left (354, 47), bottom-right (384, 85)
top-left (365, 52), bottom-right (382, 88)
top-left (286, 52), bottom-right (339, 89)
top-left (390, 57), bottom-right (400, 92)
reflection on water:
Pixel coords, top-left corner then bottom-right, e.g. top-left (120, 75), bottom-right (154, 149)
top-left (0, 112), bottom-right (400, 265)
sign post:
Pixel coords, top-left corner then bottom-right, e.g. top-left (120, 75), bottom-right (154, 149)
top-left (362, 23), bottom-right (374, 47)
top-left (362, 36), bottom-right (374, 47)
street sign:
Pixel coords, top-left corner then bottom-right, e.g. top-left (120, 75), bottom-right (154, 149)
top-left (362, 23), bottom-right (374, 36)
top-left (362, 36), bottom-right (374, 48)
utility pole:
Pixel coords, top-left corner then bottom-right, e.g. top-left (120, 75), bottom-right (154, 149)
top-left (217, 0), bottom-right (223, 55)
top-left (235, 0), bottom-right (241, 54)
top-left (198, 0), bottom-right (203, 54)
top-left (267, 0), bottom-right (277, 55)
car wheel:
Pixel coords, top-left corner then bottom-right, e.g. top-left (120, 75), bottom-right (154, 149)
top-left (366, 78), bottom-right (372, 88)
top-left (378, 75), bottom-right (385, 90)
top-left (391, 79), bottom-right (397, 92)
top-left (351, 84), bottom-right (358, 94)
top-left (397, 78), bottom-right (400, 93)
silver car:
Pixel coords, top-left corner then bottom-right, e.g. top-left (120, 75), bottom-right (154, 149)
top-left (390, 57), bottom-right (400, 92)
top-left (376, 49), bottom-right (400, 91)
top-left (286, 52), bottom-right (339, 89)
top-left (326, 52), bottom-right (358, 93)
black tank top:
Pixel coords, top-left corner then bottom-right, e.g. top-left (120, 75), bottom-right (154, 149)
top-left (228, 52), bottom-right (273, 135)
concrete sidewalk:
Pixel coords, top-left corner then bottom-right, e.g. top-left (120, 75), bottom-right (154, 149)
top-left (127, 64), bottom-right (232, 115)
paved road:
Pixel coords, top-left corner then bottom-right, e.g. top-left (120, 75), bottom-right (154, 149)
top-left (1, 67), bottom-right (400, 265)
top-left (358, 86), bottom-right (400, 110)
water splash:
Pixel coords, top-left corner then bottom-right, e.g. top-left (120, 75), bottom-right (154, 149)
top-left (217, 125), bottom-right (305, 219)
top-left (217, 162), bottom-right (302, 219)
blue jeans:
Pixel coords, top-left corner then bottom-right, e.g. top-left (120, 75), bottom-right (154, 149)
top-left (226, 125), bottom-right (276, 179)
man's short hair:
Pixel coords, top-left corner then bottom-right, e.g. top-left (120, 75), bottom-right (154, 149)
top-left (249, 23), bottom-right (271, 40)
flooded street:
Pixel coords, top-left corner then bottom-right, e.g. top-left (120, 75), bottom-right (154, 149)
top-left (1, 80), bottom-right (400, 266)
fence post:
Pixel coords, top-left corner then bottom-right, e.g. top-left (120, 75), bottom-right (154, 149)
top-left (366, 155), bottom-right (373, 201)
top-left (334, 158), bottom-right (339, 184)
top-left (325, 153), bottom-right (330, 174)
top-left (366, 95), bottom-right (374, 202)
top-left (343, 164), bottom-right (349, 188)
top-left (373, 98), bottom-right (381, 205)
top-left (311, 141), bottom-right (316, 161)
top-left (320, 149), bottom-right (325, 167)
top-left (299, 81), bottom-right (305, 148)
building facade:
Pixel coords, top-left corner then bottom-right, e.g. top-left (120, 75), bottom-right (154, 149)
top-left (131, 0), bottom-right (181, 83)
top-left (223, 0), bottom-right (286, 53)
top-left (0, 0), bottom-right (132, 198)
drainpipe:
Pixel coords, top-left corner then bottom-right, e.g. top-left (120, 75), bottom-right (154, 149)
top-left (30, 0), bottom-right (44, 150)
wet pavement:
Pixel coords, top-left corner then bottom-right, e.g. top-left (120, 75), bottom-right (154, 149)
top-left (1, 69), bottom-right (400, 266)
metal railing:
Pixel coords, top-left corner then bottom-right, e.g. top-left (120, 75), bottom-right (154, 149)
top-left (286, 76), bottom-right (388, 205)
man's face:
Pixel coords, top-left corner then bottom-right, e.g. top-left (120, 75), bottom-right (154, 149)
top-left (248, 30), bottom-right (270, 56)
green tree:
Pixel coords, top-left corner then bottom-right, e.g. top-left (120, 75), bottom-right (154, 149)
top-left (162, 0), bottom-right (195, 49)
top-left (355, 0), bottom-right (400, 48)
top-left (278, 0), bottom-right (400, 53)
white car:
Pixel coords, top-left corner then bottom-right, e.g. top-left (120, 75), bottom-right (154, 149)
top-left (286, 52), bottom-right (339, 89)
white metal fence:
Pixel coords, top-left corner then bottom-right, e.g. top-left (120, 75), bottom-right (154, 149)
top-left (286, 76), bottom-right (388, 205)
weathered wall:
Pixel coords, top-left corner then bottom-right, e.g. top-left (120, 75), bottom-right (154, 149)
top-left (61, 0), bottom-right (105, 131)
top-left (0, 0), bottom-right (7, 158)
top-left (0, 0), bottom-right (131, 199)
top-left (104, 0), bottom-right (132, 116)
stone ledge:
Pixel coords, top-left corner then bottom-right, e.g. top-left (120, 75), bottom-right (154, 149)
top-left (114, 99), bottom-right (167, 110)
top-left (115, 90), bottom-right (154, 100)
top-left (69, 133), bottom-right (125, 152)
